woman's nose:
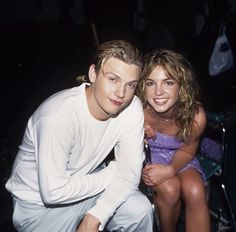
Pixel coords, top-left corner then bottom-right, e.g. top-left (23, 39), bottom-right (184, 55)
top-left (155, 83), bottom-right (163, 95)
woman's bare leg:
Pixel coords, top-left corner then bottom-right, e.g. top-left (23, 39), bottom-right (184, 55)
top-left (154, 177), bottom-right (181, 232)
top-left (179, 169), bottom-right (211, 232)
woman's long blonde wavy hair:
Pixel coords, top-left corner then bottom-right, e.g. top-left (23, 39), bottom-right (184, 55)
top-left (137, 49), bottom-right (202, 143)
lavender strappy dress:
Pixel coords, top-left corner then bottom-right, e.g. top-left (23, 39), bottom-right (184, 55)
top-left (147, 132), bottom-right (206, 183)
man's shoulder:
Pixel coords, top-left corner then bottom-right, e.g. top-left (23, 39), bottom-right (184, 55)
top-left (117, 95), bottom-right (144, 121)
top-left (126, 95), bottom-right (143, 111)
top-left (32, 84), bottom-right (86, 119)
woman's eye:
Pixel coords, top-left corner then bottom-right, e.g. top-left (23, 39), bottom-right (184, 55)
top-left (146, 81), bottom-right (153, 86)
top-left (166, 80), bottom-right (174, 85)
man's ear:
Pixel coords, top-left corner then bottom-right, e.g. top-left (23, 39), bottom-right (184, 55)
top-left (88, 64), bottom-right (97, 83)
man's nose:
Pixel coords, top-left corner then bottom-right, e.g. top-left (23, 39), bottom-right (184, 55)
top-left (115, 84), bottom-right (125, 98)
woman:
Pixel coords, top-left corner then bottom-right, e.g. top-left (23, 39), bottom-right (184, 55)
top-left (138, 49), bottom-right (210, 232)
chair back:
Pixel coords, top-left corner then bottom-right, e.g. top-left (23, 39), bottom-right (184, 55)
top-left (197, 112), bottom-right (226, 180)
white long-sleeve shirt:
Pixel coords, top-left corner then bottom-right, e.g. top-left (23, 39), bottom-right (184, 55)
top-left (6, 83), bottom-right (144, 229)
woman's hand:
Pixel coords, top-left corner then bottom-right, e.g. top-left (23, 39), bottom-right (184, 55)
top-left (142, 164), bottom-right (176, 186)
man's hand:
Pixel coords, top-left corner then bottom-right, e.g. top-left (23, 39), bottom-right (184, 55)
top-left (76, 214), bottom-right (100, 232)
top-left (144, 122), bottom-right (156, 139)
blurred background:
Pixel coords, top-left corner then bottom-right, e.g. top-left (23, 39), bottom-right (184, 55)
top-left (0, 0), bottom-right (236, 231)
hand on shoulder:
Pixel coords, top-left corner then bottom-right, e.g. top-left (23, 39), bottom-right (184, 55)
top-left (144, 121), bottom-right (156, 139)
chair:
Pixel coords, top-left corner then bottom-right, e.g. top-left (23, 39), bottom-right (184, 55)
top-left (142, 109), bottom-right (236, 231)
top-left (141, 140), bottom-right (160, 231)
top-left (102, 144), bottom-right (160, 231)
top-left (197, 111), bottom-right (236, 231)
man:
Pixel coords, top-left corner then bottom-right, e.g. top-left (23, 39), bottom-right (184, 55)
top-left (6, 40), bottom-right (153, 232)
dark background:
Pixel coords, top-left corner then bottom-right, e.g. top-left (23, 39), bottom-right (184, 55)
top-left (0, 0), bottom-right (236, 231)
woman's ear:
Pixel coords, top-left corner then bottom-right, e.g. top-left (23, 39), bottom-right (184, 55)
top-left (88, 64), bottom-right (97, 83)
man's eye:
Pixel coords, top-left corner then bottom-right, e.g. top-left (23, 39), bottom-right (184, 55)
top-left (127, 82), bottom-right (138, 90)
top-left (108, 77), bottom-right (117, 82)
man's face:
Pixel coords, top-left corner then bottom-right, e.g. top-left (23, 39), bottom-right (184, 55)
top-left (87, 57), bottom-right (141, 120)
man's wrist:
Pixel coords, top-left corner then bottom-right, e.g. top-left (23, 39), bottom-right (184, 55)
top-left (84, 214), bottom-right (100, 228)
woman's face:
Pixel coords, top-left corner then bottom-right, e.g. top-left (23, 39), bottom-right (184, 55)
top-left (145, 65), bottom-right (180, 114)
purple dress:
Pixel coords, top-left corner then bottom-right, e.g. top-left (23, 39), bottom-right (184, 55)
top-left (147, 132), bottom-right (206, 183)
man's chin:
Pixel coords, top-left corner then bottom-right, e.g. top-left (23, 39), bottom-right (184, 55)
top-left (110, 106), bottom-right (128, 118)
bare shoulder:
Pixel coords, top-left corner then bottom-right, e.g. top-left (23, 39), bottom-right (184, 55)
top-left (194, 105), bottom-right (207, 135)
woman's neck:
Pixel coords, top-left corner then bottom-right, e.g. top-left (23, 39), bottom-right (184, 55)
top-left (146, 105), bottom-right (174, 122)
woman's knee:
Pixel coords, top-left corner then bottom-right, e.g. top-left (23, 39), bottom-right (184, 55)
top-left (180, 169), bottom-right (208, 206)
top-left (182, 179), bottom-right (207, 206)
top-left (154, 178), bottom-right (181, 205)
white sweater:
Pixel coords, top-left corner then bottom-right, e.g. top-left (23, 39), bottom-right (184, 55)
top-left (6, 83), bottom-right (144, 229)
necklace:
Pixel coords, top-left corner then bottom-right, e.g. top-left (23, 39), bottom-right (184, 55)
top-left (161, 118), bottom-right (170, 122)
top-left (146, 106), bottom-right (172, 123)
top-left (157, 117), bottom-right (173, 123)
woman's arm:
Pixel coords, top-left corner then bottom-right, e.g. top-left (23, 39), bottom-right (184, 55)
top-left (142, 106), bottom-right (207, 186)
top-left (170, 106), bottom-right (207, 172)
